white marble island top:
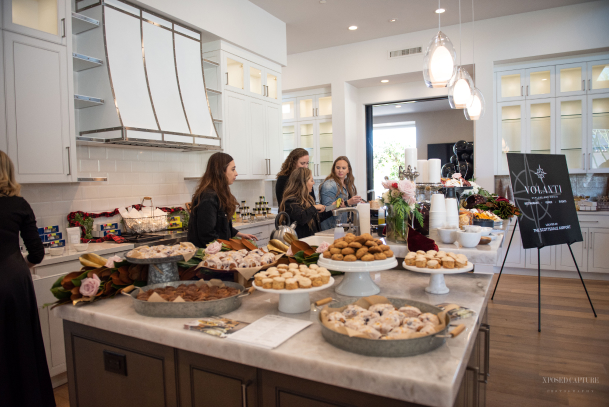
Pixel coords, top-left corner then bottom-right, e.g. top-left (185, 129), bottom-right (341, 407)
top-left (54, 270), bottom-right (492, 407)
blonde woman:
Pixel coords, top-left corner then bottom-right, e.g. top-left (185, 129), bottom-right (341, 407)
top-left (0, 151), bottom-right (54, 406)
top-left (319, 156), bottom-right (363, 231)
top-left (279, 167), bottom-right (333, 238)
top-left (275, 148), bottom-right (315, 206)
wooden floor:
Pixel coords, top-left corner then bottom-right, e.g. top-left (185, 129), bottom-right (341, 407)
top-left (53, 274), bottom-right (609, 407)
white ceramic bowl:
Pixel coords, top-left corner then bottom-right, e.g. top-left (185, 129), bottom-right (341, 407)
top-left (457, 230), bottom-right (482, 248)
top-left (462, 225), bottom-right (482, 233)
top-left (74, 243), bottom-right (89, 252)
top-left (437, 228), bottom-right (458, 244)
top-left (479, 227), bottom-right (492, 236)
top-left (49, 247), bottom-right (65, 256)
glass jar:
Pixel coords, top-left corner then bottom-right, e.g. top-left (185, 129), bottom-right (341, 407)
top-left (385, 204), bottom-right (410, 244)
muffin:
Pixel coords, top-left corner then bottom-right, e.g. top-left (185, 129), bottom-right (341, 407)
top-left (272, 277), bottom-right (286, 290)
top-left (254, 273), bottom-right (266, 286)
top-left (427, 260), bottom-right (440, 269)
top-left (442, 257), bottom-right (455, 269)
top-left (319, 270), bottom-right (331, 284)
top-left (267, 269), bottom-right (280, 277)
top-left (415, 256), bottom-right (427, 268)
top-left (298, 277), bottom-right (312, 289)
top-left (288, 263), bottom-right (298, 269)
top-left (309, 264), bottom-right (319, 270)
top-left (285, 278), bottom-right (298, 290)
top-left (311, 275), bottom-right (323, 287)
top-left (262, 278), bottom-right (273, 289)
top-left (267, 267), bottom-right (278, 274)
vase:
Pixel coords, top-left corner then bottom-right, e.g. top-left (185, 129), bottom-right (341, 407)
top-left (385, 205), bottom-right (410, 244)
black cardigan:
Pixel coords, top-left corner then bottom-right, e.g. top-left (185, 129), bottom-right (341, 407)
top-left (0, 196), bottom-right (44, 264)
top-left (275, 175), bottom-right (316, 207)
top-left (282, 197), bottom-right (332, 239)
top-left (187, 190), bottom-right (238, 248)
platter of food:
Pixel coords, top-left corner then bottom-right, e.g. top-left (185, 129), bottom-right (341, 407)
top-left (125, 280), bottom-right (250, 318)
top-left (252, 264), bottom-right (335, 313)
top-left (126, 242), bottom-right (197, 264)
top-left (402, 250), bottom-right (472, 294)
top-left (320, 296), bottom-right (465, 357)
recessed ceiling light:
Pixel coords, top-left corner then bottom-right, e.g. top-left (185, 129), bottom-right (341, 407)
top-left (389, 19), bottom-right (397, 22)
top-left (348, 25), bottom-right (358, 30)
top-left (319, 0), bottom-right (326, 3)
top-left (542, 78), bottom-right (547, 81)
top-left (395, 105), bottom-right (402, 108)
top-left (381, 79), bottom-right (389, 83)
top-left (435, 8), bottom-right (445, 13)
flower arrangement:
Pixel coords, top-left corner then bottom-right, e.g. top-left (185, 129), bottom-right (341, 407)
top-left (380, 179), bottom-right (424, 243)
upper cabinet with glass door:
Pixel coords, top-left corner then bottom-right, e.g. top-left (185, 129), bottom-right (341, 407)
top-left (588, 94), bottom-right (609, 173)
top-left (222, 53), bottom-right (281, 102)
top-left (496, 67), bottom-right (554, 102)
top-left (297, 93), bottom-right (332, 120)
top-left (556, 96), bottom-right (587, 173)
top-left (3, 0), bottom-right (67, 45)
top-left (557, 60), bottom-right (609, 97)
top-left (282, 97), bottom-right (296, 122)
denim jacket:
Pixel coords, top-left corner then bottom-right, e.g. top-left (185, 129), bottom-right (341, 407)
top-left (319, 179), bottom-right (351, 231)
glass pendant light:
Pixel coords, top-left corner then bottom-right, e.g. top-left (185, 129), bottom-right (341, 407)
top-left (464, 0), bottom-right (485, 120)
top-left (448, 0), bottom-right (473, 108)
top-left (423, 0), bottom-right (457, 88)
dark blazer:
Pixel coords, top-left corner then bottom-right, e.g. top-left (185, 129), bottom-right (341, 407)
top-left (188, 190), bottom-right (238, 248)
top-left (282, 197), bottom-right (332, 239)
top-left (275, 174), bottom-right (316, 206)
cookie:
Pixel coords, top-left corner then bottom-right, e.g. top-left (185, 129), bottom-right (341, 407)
top-left (374, 252), bottom-right (387, 260)
top-left (379, 245), bottom-right (390, 251)
top-left (344, 254), bottom-right (357, 262)
top-left (361, 254), bottom-right (375, 262)
top-left (348, 242), bottom-right (363, 249)
top-left (341, 247), bottom-right (355, 255)
top-left (384, 250), bottom-right (394, 258)
top-left (335, 241), bottom-right (348, 249)
top-left (323, 251), bottom-right (332, 258)
top-left (330, 248), bottom-right (342, 255)
top-left (368, 246), bottom-right (382, 254)
top-left (364, 241), bottom-right (378, 247)
top-left (355, 247), bottom-right (369, 259)
top-left (331, 254), bottom-right (344, 261)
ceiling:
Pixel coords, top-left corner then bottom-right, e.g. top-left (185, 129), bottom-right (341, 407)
top-left (373, 98), bottom-right (451, 116)
top-left (249, 0), bottom-right (596, 55)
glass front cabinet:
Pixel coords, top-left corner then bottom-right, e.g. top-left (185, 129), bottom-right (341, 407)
top-left (557, 60), bottom-right (609, 97)
top-left (2, 0), bottom-right (68, 45)
top-left (223, 53), bottom-right (281, 102)
top-left (295, 119), bottom-right (333, 179)
top-left (496, 67), bottom-right (555, 103)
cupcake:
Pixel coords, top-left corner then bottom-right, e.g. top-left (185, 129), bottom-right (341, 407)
top-left (309, 264), bottom-right (319, 270)
top-left (442, 257), bottom-right (455, 269)
top-left (311, 275), bottom-right (323, 287)
top-left (267, 267), bottom-right (278, 274)
top-left (282, 272), bottom-right (294, 279)
top-left (262, 278), bottom-right (273, 289)
top-left (427, 260), bottom-right (440, 269)
top-left (277, 264), bottom-right (288, 270)
top-left (285, 278), bottom-right (298, 290)
top-left (272, 277), bottom-right (285, 290)
top-left (267, 269), bottom-right (280, 277)
top-left (298, 277), bottom-right (312, 289)
top-left (254, 273), bottom-right (266, 286)
top-left (415, 256), bottom-right (427, 268)
top-left (319, 269), bottom-right (331, 284)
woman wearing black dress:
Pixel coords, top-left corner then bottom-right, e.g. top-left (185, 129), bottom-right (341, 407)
top-left (188, 152), bottom-right (257, 248)
top-left (275, 148), bottom-right (315, 206)
top-left (0, 151), bottom-right (55, 407)
top-left (279, 167), bottom-right (333, 239)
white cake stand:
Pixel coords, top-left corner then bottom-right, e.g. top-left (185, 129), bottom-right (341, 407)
top-left (317, 257), bottom-right (398, 297)
top-left (402, 262), bottom-right (473, 294)
top-left (253, 278), bottom-right (335, 313)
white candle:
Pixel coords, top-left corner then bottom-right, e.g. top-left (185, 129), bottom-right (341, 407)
top-left (417, 160), bottom-right (429, 183)
top-left (404, 148), bottom-right (417, 171)
top-left (428, 159), bottom-right (442, 183)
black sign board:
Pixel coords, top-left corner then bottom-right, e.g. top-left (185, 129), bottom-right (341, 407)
top-left (507, 153), bottom-right (582, 249)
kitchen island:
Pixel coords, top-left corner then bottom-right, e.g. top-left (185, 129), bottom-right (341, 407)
top-left (55, 269), bottom-right (491, 407)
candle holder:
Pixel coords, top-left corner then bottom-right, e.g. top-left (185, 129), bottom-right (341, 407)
top-left (397, 165), bottom-right (420, 182)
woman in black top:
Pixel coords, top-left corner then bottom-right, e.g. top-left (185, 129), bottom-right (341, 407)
top-left (0, 151), bottom-right (55, 407)
top-left (280, 167), bottom-right (333, 239)
top-left (188, 152), bottom-right (256, 248)
top-left (275, 148), bottom-right (316, 206)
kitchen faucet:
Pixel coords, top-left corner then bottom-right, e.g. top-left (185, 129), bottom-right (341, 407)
top-left (332, 207), bottom-right (360, 236)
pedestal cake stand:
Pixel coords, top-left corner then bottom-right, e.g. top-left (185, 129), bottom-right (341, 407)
top-left (126, 255), bottom-right (187, 285)
top-left (253, 278), bottom-right (335, 313)
top-left (317, 257), bottom-right (398, 296)
top-left (402, 262), bottom-right (473, 294)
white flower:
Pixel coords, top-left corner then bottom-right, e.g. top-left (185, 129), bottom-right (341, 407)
top-left (382, 191), bottom-right (390, 202)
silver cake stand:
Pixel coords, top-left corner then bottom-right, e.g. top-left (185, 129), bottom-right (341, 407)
top-left (126, 255), bottom-right (187, 285)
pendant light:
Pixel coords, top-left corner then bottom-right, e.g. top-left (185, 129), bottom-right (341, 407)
top-left (448, 0), bottom-right (474, 109)
top-left (465, 0), bottom-right (486, 120)
top-left (422, 0), bottom-right (457, 88)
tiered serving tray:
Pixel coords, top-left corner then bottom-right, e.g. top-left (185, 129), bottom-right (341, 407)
top-left (317, 257), bottom-right (398, 296)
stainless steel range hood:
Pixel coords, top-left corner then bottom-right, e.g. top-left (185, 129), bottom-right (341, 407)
top-left (73, 1), bottom-right (221, 151)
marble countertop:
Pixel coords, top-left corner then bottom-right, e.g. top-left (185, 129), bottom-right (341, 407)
top-left (54, 270), bottom-right (492, 407)
top-left (33, 242), bottom-right (135, 267)
top-left (233, 218), bottom-right (276, 229)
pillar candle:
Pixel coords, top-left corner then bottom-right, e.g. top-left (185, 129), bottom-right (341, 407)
top-left (428, 159), bottom-right (441, 183)
top-left (417, 160), bottom-right (429, 183)
top-left (404, 148), bottom-right (417, 171)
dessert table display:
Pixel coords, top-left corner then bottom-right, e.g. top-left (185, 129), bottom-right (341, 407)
top-left (253, 277), bottom-right (335, 313)
top-left (317, 257), bottom-right (397, 296)
top-left (403, 262), bottom-right (474, 294)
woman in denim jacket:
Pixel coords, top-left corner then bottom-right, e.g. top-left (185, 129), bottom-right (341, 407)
top-left (319, 156), bottom-right (363, 231)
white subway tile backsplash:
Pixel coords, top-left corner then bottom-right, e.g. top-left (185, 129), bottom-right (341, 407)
top-left (123, 149), bottom-right (139, 161)
top-left (106, 173), bottom-right (124, 185)
top-left (99, 160), bottom-right (116, 172)
top-left (80, 160), bottom-right (100, 172)
top-left (116, 161), bottom-right (132, 172)
top-left (62, 185), bottom-right (82, 201)
top-left (124, 173), bottom-right (140, 185)
top-left (76, 146), bottom-right (89, 159)
top-left (153, 152), bottom-right (165, 162)
top-left (39, 185), bottom-right (63, 202)
top-left (158, 184), bottom-right (173, 195)
top-left (90, 199), bottom-right (109, 212)
top-left (138, 172), bottom-right (153, 184)
top-left (89, 147), bottom-right (107, 160)
top-left (106, 148), bottom-right (124, 161)
top-left (137, 151), bottom-right (154, 162)
top-left (81, 187), bottom-right (99, 199)
top-left (132, 161), bottom-right (147, 172)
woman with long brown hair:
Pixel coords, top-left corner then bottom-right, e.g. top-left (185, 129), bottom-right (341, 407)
top-left (319, 156), bottom-right (363, 231)
top-left (0, 151), bottom-right (55, 406)
top-left (275, 148), bottom-right (315, 206)
top-left (188, 152), bottom-right (256, 248)
top-left (279, 167), bottom-right (333, 238)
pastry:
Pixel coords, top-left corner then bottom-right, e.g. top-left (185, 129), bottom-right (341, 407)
top-left (341, 247), bottom-right (355, 255)
top-left (416, 250), bottom-right (426, 256)
top-left (267, 269), bottom-right (280, 277)
top-left (378, 315), bottom-right (401, 331)
top-left (384, 250), bottom-right (394, 258)
top-left (419, 324), bottom-right (437, 335)
top-left (415, 257), bottom-right (427, 268)
top-left (285, 278), bottom-right (298, 290)
top-left (344, 254), bottom-right (357, 262)
top-left (342, 304), bottom-right (367, 318)
top-left (374, 252), bottom-right (387, 260)
top-left (298, 277), bottom-right (312, 289)
top-left (388, 326), bottom-right (414, 337)
top-left (289, 263), bottom-right (298, 269)
top-left (254, 274), bottom-right (265, 286)
top-left (424, 253), bottom-right (435, 261)
top-left (402, 317), bottom-right (425, 331)
top-left (368, 303), bottom-right (395, 315)
top-left (437, 251), bottom-right (447, 258)
top-left (262, 278), bottom-right (273, 289)
top-left (404, 256), bottom-right (416, 266)
top-left (384, 310), bottom-right (406, 324)
top-left (331, 254), bottom-right (344, 261)
top-left (277, 264), bottom-right (288, 270)
top-left (358, 326), bottom-right (382, 339)
top-left (368, 320), bottom-right (395, 335)
top-left (309, 264), bottom-right (319, 270)
top-left (282, 272), bottom-right (294, 279)
top-left (426, 250), bottom-right (438, 257)
top-left (327, 312), bottom-right (346, 323)
top-left (323, 250), bottom-right (332, 258)
top-left (442, 257), bottom-right (455, 269)
top-left (359, 310), bottom-right (381, 322)
top-left (318, 267), bottom-right (329, 273)
top-left (447, 252), bottom-right (458, 259)
top-left (427, 260), bottom-right (440, 269)
top-left (361, 254), bottom-right (375, 261)
top-left (419, 312), bottom-right (440, 325)
top-left (311, 275), bottom-right (323, 287)
top-left (455, 257), bottom-right (467, 268)
top-left (398, 306), bottom-right (422, 318)
top-left (319, 270), bottom-right (331, 284)
top-left (272, 277), bottom-right (285, 290)
top-left (345, 317), bottom-right (367, 331)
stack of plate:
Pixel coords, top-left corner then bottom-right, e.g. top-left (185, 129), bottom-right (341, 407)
top-left (429, 194), bottom-right (446, 232)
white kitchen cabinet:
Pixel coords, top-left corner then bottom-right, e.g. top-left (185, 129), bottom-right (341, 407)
top-left (557, 62), bottom-right (587, 97)
top-left (587, 59), bottom-right (609, 95)
top-left (282, 97), bottom-right (296, 122)
top-left (525, 245), bottom-right (556, 270)
top-left (526, 98), bottom-right (555, 155)
top-left (282, 123), bottom-right (297, 161)
top-left (497, 67), bottom-right (554, 103)
top-left (556, 96), bottom-right (587, 173)
top-left (222, 51), bottom-right (281, 103)
top-left (3, 31), bottom-right (76, 182)
top-left (296, 119), bottom-right (333, 179)
top-left (497, 226), bottom-right (526, 268)
top-left (587, 93), bottom-right (609, 173)
top-left (297, 93), bottom-right (332, 120)
top-left (2, 0), bottom-right (68, 45)
top-left (249, 98), bottom-right (267, 176)
top-left (225, 91), bottom-right (251, 177)
top-left (265, 102), bottom-right (282, 175)
top-left (555, 231), bottom-right (587, 272)
top-left (588, 228), bottom-right (609, 273)
top-left (497, 101), bottom-right (526, 174)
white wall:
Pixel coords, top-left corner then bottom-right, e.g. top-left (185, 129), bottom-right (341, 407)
top-left (282, 1), bottom-right (609, 194)
top-left (138, 0), bottom-right (287, 66)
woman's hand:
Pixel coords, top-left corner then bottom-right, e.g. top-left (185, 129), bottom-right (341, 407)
top-left (237, 232), bottom-right (258, 241)
top-left (314, 204), bottom-right (326, 212)
top-left (331, 200), bottom-right (346, 208)
top-left (348, 195), bottom-right (363, 206)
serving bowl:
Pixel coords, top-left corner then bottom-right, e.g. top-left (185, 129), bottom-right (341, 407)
top-left (49, 247), bottom-right (65, 256)
top-left (457, 230), bottom-right (482, 248)
top-left (437, 228), bottom-right (458, 244)
top-left (74, 243), bottom-right (89, 252)
top-left (478, 227), bottom-right (492, 236)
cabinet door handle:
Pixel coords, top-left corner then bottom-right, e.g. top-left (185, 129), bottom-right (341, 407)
top-left (241, 380), bottom-right (252, 407)
top-left (61, 18), bottom-right (66, 38)
top-left (226, 72), bottom-right (229, 86)
top-left (66, 146), bottom-right (71, 175)
top-left (526, 85), bottom-right (528, 96)
top-left (521, 86), bottom-right (523, 96)
top-left (588, 152), bottom-right (591, 170)
top-left (466, 366), bottom-right (480, 406)
top-left (588, 79), bottom-right (591, 91)
top-left (582, 153), bottom-right (586, 171)
top-left (582, 80), bottom-right (585, 91)
top-left (268, 159), bottom-right (271, 175)
top-left (479, 323), bottom-right (490, 383)
top-left (584, 232), bottom-right (586, 249)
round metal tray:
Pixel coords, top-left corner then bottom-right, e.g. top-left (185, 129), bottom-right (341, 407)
top-left (320, 297), bottom-right (461, 357)
top-left (126, 281), bottom-right (246, 318)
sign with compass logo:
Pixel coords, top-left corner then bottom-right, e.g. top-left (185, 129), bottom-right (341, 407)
top-left (507, 153), bottom-right (582, 249)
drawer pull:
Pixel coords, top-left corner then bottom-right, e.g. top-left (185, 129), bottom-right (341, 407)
top-left (242, 380), bottom-right (252, 407)
top-left (103, 350), bottom-right (127, 376)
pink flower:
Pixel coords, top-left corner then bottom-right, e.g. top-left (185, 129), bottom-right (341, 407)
top-left (452, 173), bottom-right (462, 179)
top-left (79, 274), bottom-right (101, 297)
top-left (405, 195), bottom-right (417, 206)
top-left (205, 241), bottom-right (222, 255)
top-left (381, 180), bottom-right (393, 189)
top-left (397, 180), bottom-right (416, 196)
top-left (316, 242), bottom-right (330, 253)
top-left (104, 255), bottom-right (121, 269)
top-left (286, 246), bottom-right (293, 256)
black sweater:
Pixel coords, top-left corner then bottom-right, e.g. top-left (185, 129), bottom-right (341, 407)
top-left (187, 190), bottom-right (238, 248)
top-left (275, 175), bottom-right (316, 207)
top-left (282, 197), bottom-right (333, 239)
top-left (0, 196), bottom-right (44, 264)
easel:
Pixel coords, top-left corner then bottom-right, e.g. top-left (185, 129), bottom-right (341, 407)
top-left (491, 217), bottom-right (597, 332)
